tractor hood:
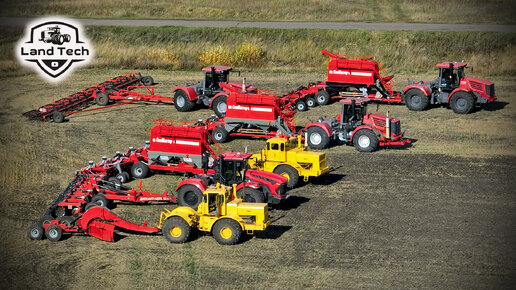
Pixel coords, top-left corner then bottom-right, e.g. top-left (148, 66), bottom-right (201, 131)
top-left (463, 76), bottom-right (494, 86)
top-left (363, 113), bottom-right (400, 129)
top-left (246, 169), bottom-right (288, 184)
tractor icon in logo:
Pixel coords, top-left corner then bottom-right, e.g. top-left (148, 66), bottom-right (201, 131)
top-left (39, 25), bottom-right (71, 45)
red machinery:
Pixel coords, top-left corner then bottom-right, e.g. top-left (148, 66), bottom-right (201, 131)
top-left (403, 62), bottom-right (496, 114)
top-left (172, 66), bottom-right (257, 116)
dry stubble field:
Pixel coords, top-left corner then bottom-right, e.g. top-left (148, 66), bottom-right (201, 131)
top-left (0, 69), bottom-right (515, 288)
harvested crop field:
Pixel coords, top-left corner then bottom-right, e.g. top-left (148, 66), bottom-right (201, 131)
top-left (0, 70), bottom-right (515, 288)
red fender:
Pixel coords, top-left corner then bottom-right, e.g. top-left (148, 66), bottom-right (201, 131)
top-left (447, 89), bottom-right (475, 103)
top-left (350, 125), bottom-right (380, 141)
top-left (302, 121), bottom-right (333, 137)
top-left (209, 93), bottom-right (228, 108)
top-left (404, 84), bottom-right (431, 96)
top-left (172, 86), bottom-right (198, 101)
top-left (235, 182), bottom-right (261, 192)
top-left (176, 178), bottom-right (208, 192)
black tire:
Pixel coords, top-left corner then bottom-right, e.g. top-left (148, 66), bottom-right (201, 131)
top-left (52, 111), bottom-right (64, 123)
top-left (174, 90), bottom-right (195, 112)
top-left (85, 202), bottom-right (102, 211)
top-left (212, 95), bottom-right (227, 117)
top-left (273, 165), bottom-right (300, 189)
top-left (296, 100), bottom-right (307, 111)
top-left (352, 129), bottom-right (379, 152)
top-left (116, 172), bottom-right (129, 183)
top-left (162, 216), bottom-right (191, 243)
top-left (64, 34), bottom-right (71, 42)
top-left (315, 91), bottom-right (330, 105)
top-left (306, 97), bottom-right (316, 107)
top-left (91, 194), bottom-right (109, 208)
top-left (107, 176), bottom-right (122, 187)
top-left (212, 219), bottom-right (242, 245)
top-left (95, 92), bottom-right (110, 106)
top-left (131, 162), bottom-right (149, 179)
top-left (58, 216), bottom-right (75, 227)
top-left (236, 188), bottom-right (266, 203)
top-left (211, 127), bottom-right (228, 143)
top-left (450, 92), bottom-right (475, 114)
top-left (45, 224), bottom-right (63, 242)
top-left (177, 185), bottom-right (203, 209)
top-left (306, 126), bottom-right (330, 149)
top-left (141, 76), bottom-right (154, 86)
top-left (405, 89), bottom-right (429, 111)
top-left (28, 224), bottom-right (44, 240)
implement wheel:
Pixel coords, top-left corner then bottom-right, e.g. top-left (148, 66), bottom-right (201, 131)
top-left (52, 111), bottom-right (64, 123)
top-left (315, 91), bottom-right (330, 105)
top-left (306, 97), bottom-right (316, 107)
top-left (274, 165), bottom-right (299, 189)
top-left (45, 225), bottom-right (63, 242)
top-left (141, 76), bottom-right (154, 86)
top-left (95, 92), bottom-right (110, 106)
top-left (28, 224), bottom-right (44, 240)
top-left (131, 162), bottom-right (149, 179)
top-left (162, 217), bottom-right (191, 243)
top-left (174, 90), bottom-right (195, 112)
top-left (211, 127), bottom-right (228, 143)
top-left (212, 219), bottom-right (242, 245)
top-left (91, 194), bottom-right (109, 208)
top-left (237, 187), bottom-right (265, 203)
top-left (296, 100), bottom-right (307, 111)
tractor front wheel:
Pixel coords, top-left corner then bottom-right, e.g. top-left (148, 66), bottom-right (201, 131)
top-left (212, 95), bottom-right (227, 117)
top-left (95, 92), bottom-right (110, 106)
top-left (274, 165), bottom-right (300, 189)
top-left (28, 224), bottom-right (44, 240)
top-left (45, 225), bottom-right (63, 242)
top-left (315, 91), bottom-right (330, 105)
top-left (177, 185), bottom-right (203, 209)
top-left (174, 90), bottom-right (195, 112)
top-left (405, 89), bottom-right (429, 111)
top-left (306, 126), bottom-right (330, 149)
top-left (211, 127), bottom-right (228, 143)
top-left (450, 92), bottom-right (475, 114)
top-left (237, 188), bottom-right (266, 203)
top-left (212, 219), bottom-right (242, 245)
top-left (162, 217), bottom-right (191, 243)
top-left (131, 162), bottom-right (149, 179)
top-left (353, 129), bottom-right (379, 152)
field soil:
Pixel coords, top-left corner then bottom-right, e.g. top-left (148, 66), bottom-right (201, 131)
top-left (0, 70), bottom-right (515, 288)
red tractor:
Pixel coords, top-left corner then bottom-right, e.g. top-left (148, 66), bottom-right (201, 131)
top-left (172, 66), bottom-right (257, 116)
top-left (403, 62), bottom-right (496, 114)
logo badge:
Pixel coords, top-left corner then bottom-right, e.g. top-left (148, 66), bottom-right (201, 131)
top-left (16, 17), bottom-right (93, 83)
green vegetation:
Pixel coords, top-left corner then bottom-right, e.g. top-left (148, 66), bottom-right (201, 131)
top-left (2, 0), bottom-right (516, 24)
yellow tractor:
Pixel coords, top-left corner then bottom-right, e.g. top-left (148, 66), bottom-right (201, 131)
top-left (157, 184), bottom-right (270, 245)
top-left (248, 136), bottom-right (330, 188)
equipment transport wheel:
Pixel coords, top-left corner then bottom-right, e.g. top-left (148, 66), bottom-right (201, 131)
top-left (52, 111), bottom-right (64, 123)
top-left (236, 188), bottom-right (266, 203)
top-left (274, 165), bottom-right (300, 189)
top-left (162, 216), bottom-right (191, 243)
top-left (45, 224), bottom-right (63, 242)
top-left (131, 162), bottom-right (150, 179)
top-left (177, 185), bottom-right (203, 209)
top-left (95, 92), bottom-right (110, 106)
top-left (91, 194), bottom-right (109, 208)
top-left (174, 90), bottom-right (195, 112)
top-left (116, 172), bottom-right (129, 183)
top-left (306, 126), bottom-right (330, 149)
top-left (296, 100), bottom-right (307, 111)
top-left (141, 76), bottom-right (154, 86)
top-left (450, 92), bottom-right (475, 114)
top-left (315, 91), bottom-right (330, 105)
top-left (212, 219), bottom-right (243, 245)
top-left (352, 129), bottom-right (379, 152)
top-left (404, 89), bottom-right (429, 111)
top-left (306, 97), bottom-right (316, 107)
top-left (28, 224), bottom-right (44, 240)
top-left (212, 95), bottom-right (227, 117)
top-left (211, 127), bottom-right (228, 143)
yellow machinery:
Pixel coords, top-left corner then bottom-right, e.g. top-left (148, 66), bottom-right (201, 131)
top-left (248, 136), bottom-right (330, 188)
top-left (157, 184), bottom-right (270, 245)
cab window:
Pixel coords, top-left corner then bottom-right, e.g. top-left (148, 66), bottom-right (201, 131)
top-left (271, 143), bottom-right (279, 150)
top-left (280, 143), bottom-right (284, 151)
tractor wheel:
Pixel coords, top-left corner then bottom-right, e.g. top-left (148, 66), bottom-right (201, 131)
top-left (177, 185), bottom-right (203, 209)
top-left (315, 91), bottom-right (330, 105)
top-left (352, 129), bottom-right (379, 152)
top-left (405, 89), bottom-right (429, 111)
top-left (236, 188), bottom-right (266, 203)
top-left (116, 172), bottom-right (129, 183)
top-left (296, 100), bottom-right (307, 111)
top-left (212, 95), bottom-right (227, 117)
top-left (141, 76), bottom-right (154, 86)
top-left (28, 224), bottom-right (44, 240)
top-left (306, 97), bottom-right (317, 107)
top-left (211, 127), bottom-right (228, 143)
top-left (174, 90), bottom-right (195, 112)
top-left (212, 219), bottom-right (242, 245)
top-left (52, 111), bottom-right (64, 123)
top-left (450, 92), bottom-right (475, 114)
top-left (131, 162), bottom-right (149, 179)
top-left (64, 34), bottom-right (71, 42)
top-left (162, 216), bottom-right (191, 244)
top-left (95, 92), bottom-right (110, 106)
top-left (306, 126), bottom-right (330, 149)
top-left (45, 225), bottom-right (63, 242)
top-left (274, 165), bottom-right (300, 189)
top-left (91, 194), bottom-right (109, 208)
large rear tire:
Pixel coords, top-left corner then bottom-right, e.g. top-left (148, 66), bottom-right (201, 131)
top-left (405, 89), bottom-right (429, 111)
top-left (212, 95), bottom-right (227, 117)
top-left (211, 127), bottom-right (228, 143)
top-left (236, 188), bottom-right (266, 203)
top-left (315, 91), bottom-right (330, 105)
top-left (131, 162), bottom-right (149, 179)
top-left (273, 165), bottom-right (299, 189)
top-left (162, 217), bottom-right (191, 244)
top-left (352, 129), bottom-right (379, 152)
top-left (306, 126), bottom-right (330, 149)
top-left (212, 219), bottom-right (242, 245)
top-left (450, 92), bottom-right (475, 114)
top-left (174, 90), bottom-right (195, 112)
top-left (177, 185), bottom-right (203, 209)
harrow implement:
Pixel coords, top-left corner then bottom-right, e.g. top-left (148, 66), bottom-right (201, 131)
top-left (22, 72), bottom-right (147, 122)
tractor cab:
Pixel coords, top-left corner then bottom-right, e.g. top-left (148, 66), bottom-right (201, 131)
top-left (202, 66), bottom-right (234, 92)
top-left (213, 152), bottom-right (252, 185)
top-left (436, 62), bottom-right (466, 92)
top-left (199, 186), bottom-right (229, 216)
top-left (338, 98), bottom-right (369, 126)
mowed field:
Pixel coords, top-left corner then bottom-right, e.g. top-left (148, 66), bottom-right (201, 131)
top-left (0, 69), bottom-right (515, 288)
